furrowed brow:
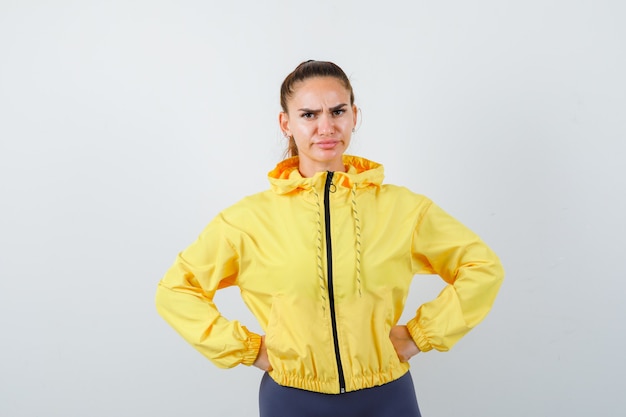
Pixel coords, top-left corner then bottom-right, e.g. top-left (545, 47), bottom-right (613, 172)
top-left (297, 104), bottom-right (348, 113)
top-left (330, 104), bottom-right (348, 112)
top-left (297, 107), bottom-right (321, 113)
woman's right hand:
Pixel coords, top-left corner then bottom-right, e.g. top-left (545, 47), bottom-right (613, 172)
top-left (253, 335), bottom-right (273, 371)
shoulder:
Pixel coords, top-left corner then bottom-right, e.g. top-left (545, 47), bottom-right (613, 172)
top-left (218, 189), bottom-right (277, 222)
top-left (379, 184), bottom-right (433, 206)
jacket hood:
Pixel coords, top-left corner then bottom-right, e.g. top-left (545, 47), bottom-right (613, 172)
top-left (267, 155), bottom-right (385, 194)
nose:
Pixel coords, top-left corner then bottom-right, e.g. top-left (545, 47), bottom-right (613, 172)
top-left (318, 114), bottom-right (335, 136)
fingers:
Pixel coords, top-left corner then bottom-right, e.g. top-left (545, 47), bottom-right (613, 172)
top-left (389, 325), bottom-right (420, 362)
top-left (254, 335), bottom-right (274, 371)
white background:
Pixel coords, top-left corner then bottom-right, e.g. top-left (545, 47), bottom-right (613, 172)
top-left (1, 1), bottom-right (625, 416)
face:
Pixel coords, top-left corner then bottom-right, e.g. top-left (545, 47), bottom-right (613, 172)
top-left (279, 77), bottom-right (358, 177)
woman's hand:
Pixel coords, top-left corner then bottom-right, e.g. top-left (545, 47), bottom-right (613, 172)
top-left (253, 335), bottom-right (273, 371)
top-left (389, 325), bottom-right (420, 362)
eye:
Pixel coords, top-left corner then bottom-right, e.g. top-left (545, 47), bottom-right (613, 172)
top-left (301, 112), bottom-right (315, 119)
top-left (333, 109), bottom-right (345, 116)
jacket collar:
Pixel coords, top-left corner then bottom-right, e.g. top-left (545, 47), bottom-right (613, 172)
top-left (267, 155), bottom-right (385, 195)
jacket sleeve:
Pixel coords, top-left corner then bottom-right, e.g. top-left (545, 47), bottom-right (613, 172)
top-left (406, 201), bottom-right (504, 352)
top-left (155, 214), bottom-right (262, 368)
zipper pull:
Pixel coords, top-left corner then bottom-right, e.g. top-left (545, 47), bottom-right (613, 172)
top-left (326, 171), bottom-right (337, 193)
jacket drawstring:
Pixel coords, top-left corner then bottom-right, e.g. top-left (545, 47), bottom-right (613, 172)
top-left (312, 179), bottom-right (363, 312)
top-left (312, 186), bottom-right (327, 314)
top-left (350, 183), bottom-right (363, 297)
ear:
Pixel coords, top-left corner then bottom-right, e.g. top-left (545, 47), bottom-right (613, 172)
top-left (352, 105), bottom-right (358, 129)
top-left (279, 112), bottom-right (290, 136)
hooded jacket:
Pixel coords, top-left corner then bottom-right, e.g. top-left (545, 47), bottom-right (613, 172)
top-left (156, 155), bottom-right (504, 394)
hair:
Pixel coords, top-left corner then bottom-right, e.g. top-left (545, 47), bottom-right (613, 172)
top-left (280, 60), bottom-right (355, 158)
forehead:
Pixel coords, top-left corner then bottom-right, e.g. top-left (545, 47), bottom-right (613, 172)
top-left (289, 77), bottom-right (351, 107)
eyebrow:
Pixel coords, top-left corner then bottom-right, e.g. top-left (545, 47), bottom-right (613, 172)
top-left (297, 103), bottom-right (348, 113)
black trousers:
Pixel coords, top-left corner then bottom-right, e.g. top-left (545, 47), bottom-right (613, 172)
top-left (259, 371), bottom-right (422, 417)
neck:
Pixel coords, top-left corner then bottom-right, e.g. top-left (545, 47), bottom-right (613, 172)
top-left (298, 160), bottom-right (346, 178)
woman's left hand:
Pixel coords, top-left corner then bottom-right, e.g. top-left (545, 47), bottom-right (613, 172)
top-left (253, 335), bottom-right (273, 371)
top-left (389, 325), bottom-right (421, 362)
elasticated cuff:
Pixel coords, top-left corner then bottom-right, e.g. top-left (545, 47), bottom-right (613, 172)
top-left (241, 328), bottom-right (262, 366)
top-left (406, 318), bottom-right (433, 353)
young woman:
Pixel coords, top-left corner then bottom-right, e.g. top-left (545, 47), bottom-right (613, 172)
top-left (156, 60), bottom-right (504, 417)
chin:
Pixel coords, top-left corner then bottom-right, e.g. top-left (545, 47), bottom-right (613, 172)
top-left (316, 150), bottom-right (344, 161)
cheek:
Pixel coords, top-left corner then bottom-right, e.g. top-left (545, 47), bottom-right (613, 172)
top-left (292, 135), bottom-right (308, 149)
top-left (294, 122), bottom-right (314, 135)
top-left (341, 119), bottom-right (355, 132)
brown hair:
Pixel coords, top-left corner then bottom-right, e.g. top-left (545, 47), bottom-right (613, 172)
top-left (280, 60), bottom-right (355, 158)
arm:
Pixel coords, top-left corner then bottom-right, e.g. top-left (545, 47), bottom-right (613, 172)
top-left (155, 215), bottom-right (262, 368)
top-left (406, 201), bottom-right (504, 352)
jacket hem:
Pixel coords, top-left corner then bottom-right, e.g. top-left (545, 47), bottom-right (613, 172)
top-left (268, 362), bottom-right (410, 394)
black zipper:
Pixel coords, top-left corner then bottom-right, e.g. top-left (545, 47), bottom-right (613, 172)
top-left (323, 171), bottom-right (346, 394)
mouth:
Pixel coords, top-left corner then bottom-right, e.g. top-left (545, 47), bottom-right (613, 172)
top-left (314, 140), bottom-right (341, 150)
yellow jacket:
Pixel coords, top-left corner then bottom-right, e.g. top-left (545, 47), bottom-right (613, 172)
top-left (156, 155), bottom-right (504, 394)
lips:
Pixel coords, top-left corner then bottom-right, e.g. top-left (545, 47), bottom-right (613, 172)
top-left (314, 140), bottom-right (340, 150)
